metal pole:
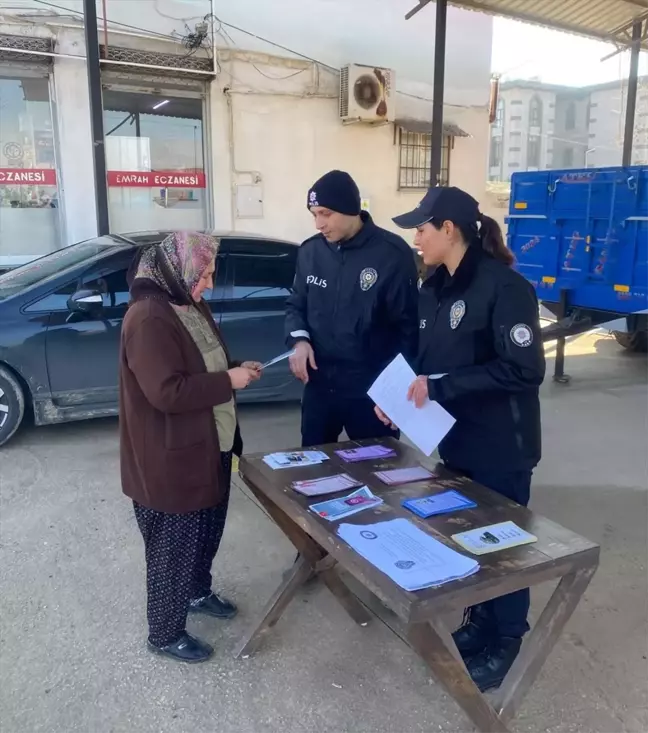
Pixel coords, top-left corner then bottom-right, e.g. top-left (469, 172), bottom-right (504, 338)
top-left (430, 0), bottom-right (447, 187)
top-left (622, 20), bottom-right (642, 167)
top-left (553, 289), bottom-right (570, 384)
top-left (83, 0), bottom-right (110, 235)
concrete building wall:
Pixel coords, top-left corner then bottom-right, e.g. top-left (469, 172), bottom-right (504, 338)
top-left (213, 52), bottom-right (490, 243)
top-left (1, 1), bottom-right (493, 261)
top-left (491, 86), bottom-right (556, 180)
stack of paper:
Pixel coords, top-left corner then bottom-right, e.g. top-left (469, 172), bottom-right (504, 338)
top-left (309, 487), bottom-right (383, 522)
top-left (263, 450), bottom-right (329, 470)
top-left (337, 518), bottom-right (480, 591)
top-left (335, 445), bottom-right (396, 462)
top-left (292, 474), bottom-right (363, 497)
top-left (374, 466), bottom-right (436, 485)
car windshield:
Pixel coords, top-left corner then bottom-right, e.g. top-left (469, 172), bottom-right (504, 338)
top-left (0, 236), bottom-right (129, 301)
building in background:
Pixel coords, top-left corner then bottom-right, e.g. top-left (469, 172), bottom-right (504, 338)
top-left (0, 0), bottom-right (494, 267)
top-left (489, 76), bottom-right (648, 181)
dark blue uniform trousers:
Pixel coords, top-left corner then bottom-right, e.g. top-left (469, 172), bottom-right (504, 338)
top-left (301, 382), bottom-right (395, 447)
top-left (450, 466), bottom-right (532, 639)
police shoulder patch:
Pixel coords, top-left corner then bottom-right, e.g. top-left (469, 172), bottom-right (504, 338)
top-left (510, 323), bottom-right (533, 347)
top-left (360, 267), bottom-right (378, 291)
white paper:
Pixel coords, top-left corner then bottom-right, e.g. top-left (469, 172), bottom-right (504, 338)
top-left (368, 354), bottom-right (456, 456)
top-left (261, 349), bottom-right (295, 369)
top-left (337, 518), bottom-right (479, 591)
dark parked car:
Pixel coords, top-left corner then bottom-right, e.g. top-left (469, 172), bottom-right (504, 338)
top-left (0, 230), bottom-right (302, 447)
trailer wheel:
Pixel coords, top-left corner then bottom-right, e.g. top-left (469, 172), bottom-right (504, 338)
top-left (613, 329), bottom-right (648, 353)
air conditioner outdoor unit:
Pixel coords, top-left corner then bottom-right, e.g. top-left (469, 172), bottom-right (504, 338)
top-left (339, 63), bottom-right (395, 123)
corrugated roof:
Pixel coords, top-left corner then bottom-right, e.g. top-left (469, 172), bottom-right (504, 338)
top-left (407, 0), bottom-right (648, 50)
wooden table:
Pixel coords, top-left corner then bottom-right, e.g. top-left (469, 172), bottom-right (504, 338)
top-left (235, 438), bottom-right (599, 733)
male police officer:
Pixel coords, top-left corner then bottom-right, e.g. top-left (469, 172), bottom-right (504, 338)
top-left (286, 169), bottom-right (419, 446)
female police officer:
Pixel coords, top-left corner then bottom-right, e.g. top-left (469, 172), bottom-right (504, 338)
top-left (378, 186), bottom-right (546, 692)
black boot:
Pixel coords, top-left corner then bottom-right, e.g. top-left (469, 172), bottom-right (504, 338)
top-left (466, 636), bottom-right (522, 692)
top-left (452, 604), bottom-right (495, 658)
top-left (188, 592), bottom-right (238, 619)
top-left (147, 632), bottom-right (213, 663)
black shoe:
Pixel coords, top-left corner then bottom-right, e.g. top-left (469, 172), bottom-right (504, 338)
top-left (466, 636), bottom-right (523, 692)
top-left (188, 592), bottom-right (238, 619)
top-left (452, 605), bottom-right (495, 658)
top-left (147, 632), bottom-right (213, 663)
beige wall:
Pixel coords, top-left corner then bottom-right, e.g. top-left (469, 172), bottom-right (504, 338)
top-left (211, 52), bottom-right (490, 245)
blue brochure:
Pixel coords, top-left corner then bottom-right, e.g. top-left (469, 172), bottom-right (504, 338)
top-left (402, 490), bottom-right (476, 518)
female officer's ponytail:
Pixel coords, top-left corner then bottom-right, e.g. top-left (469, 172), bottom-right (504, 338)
top-left (478, 213), bottom-right (514, 267)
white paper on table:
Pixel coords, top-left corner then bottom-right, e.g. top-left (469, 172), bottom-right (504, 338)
top-left (367, 354), bottom-right (456, 456)
top-left (337, 518), bottom-right (479, 591)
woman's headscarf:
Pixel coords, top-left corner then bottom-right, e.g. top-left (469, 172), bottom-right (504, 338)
top-left (134, 231), bottom-right (220, 304)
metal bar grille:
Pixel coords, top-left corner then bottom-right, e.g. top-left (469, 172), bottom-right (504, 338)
top-left (399, 129), bottom-right (450, 188)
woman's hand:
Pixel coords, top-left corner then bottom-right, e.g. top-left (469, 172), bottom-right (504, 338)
top-left (241, 361), bottom-right (263, 381)
top-left (374, 405), bottom-right (398, 430)
top-left (407, 375), bottom-right (429, 408)
top-left (227, 366), bottom-right (258, 390)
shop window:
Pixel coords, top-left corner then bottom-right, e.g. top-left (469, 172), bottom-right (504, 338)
top-left (0, 74), bottom-right (61, 265)
top-left (398, 129), bottom-right (450, 188)
top-left (103, 89), bottom-right (207, 234)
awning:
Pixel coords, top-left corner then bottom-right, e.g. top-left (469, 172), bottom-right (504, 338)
top-left (407, 0), bottom-right (648, 51)
top-left (395, 117), bottom-right (470, 137)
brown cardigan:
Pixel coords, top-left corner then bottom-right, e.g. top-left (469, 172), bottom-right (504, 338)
top-left (119, 279), bottom-right (242, 513)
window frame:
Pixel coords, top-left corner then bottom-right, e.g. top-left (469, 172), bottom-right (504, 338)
top-left (529, 95), bottom-right (543, 129)
top-left (398, 128), bottom-right (451, 189)
top-left (212, 238), bottom-right (298, 304)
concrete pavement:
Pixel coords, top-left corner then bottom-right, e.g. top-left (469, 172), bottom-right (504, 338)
top-left (0, 330), bottom-right (646, 733)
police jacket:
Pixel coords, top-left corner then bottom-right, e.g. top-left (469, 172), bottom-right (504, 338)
top-left (285, 212), bottom-right (419, 396)
top-left (418, 245), bottom-right (545, 472)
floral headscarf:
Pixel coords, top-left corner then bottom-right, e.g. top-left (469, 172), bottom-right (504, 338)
top-left (134, 231), bottom-right (220, 303)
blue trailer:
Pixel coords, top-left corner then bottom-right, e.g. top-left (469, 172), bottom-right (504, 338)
top-left (507, 165), bottom-right (648, 380)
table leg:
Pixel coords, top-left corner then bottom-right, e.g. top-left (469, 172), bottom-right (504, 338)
top-left (407, 620), bottom-right (509, 733)
top-left (319, 565), bottom-right (372, 626)
top-left (234, 554), bottom-right (314, 659)
top-left (493, 564), bottom-right (597, 724)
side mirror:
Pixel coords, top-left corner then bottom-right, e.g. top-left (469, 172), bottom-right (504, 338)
top-left (67, 289), bottom-right (104, 314)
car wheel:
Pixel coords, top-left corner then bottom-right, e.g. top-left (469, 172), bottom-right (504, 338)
top-left (0, 366), bottom-right (26, 447)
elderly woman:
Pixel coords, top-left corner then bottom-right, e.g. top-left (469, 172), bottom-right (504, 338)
top-left (119, 232), bottom-right (262, 664)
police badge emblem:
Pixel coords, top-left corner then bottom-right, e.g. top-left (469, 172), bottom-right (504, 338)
top-left (360, 267), bottom-right (378, 291)
top-left (449, 300), bottom-right (466, 329)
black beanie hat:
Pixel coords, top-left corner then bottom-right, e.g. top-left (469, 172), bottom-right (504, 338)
top-left (307, 170), bottom-right (361, 216)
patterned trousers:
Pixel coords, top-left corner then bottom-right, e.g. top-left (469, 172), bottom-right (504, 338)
top-left (133, 452), bottom-right (232, 647)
